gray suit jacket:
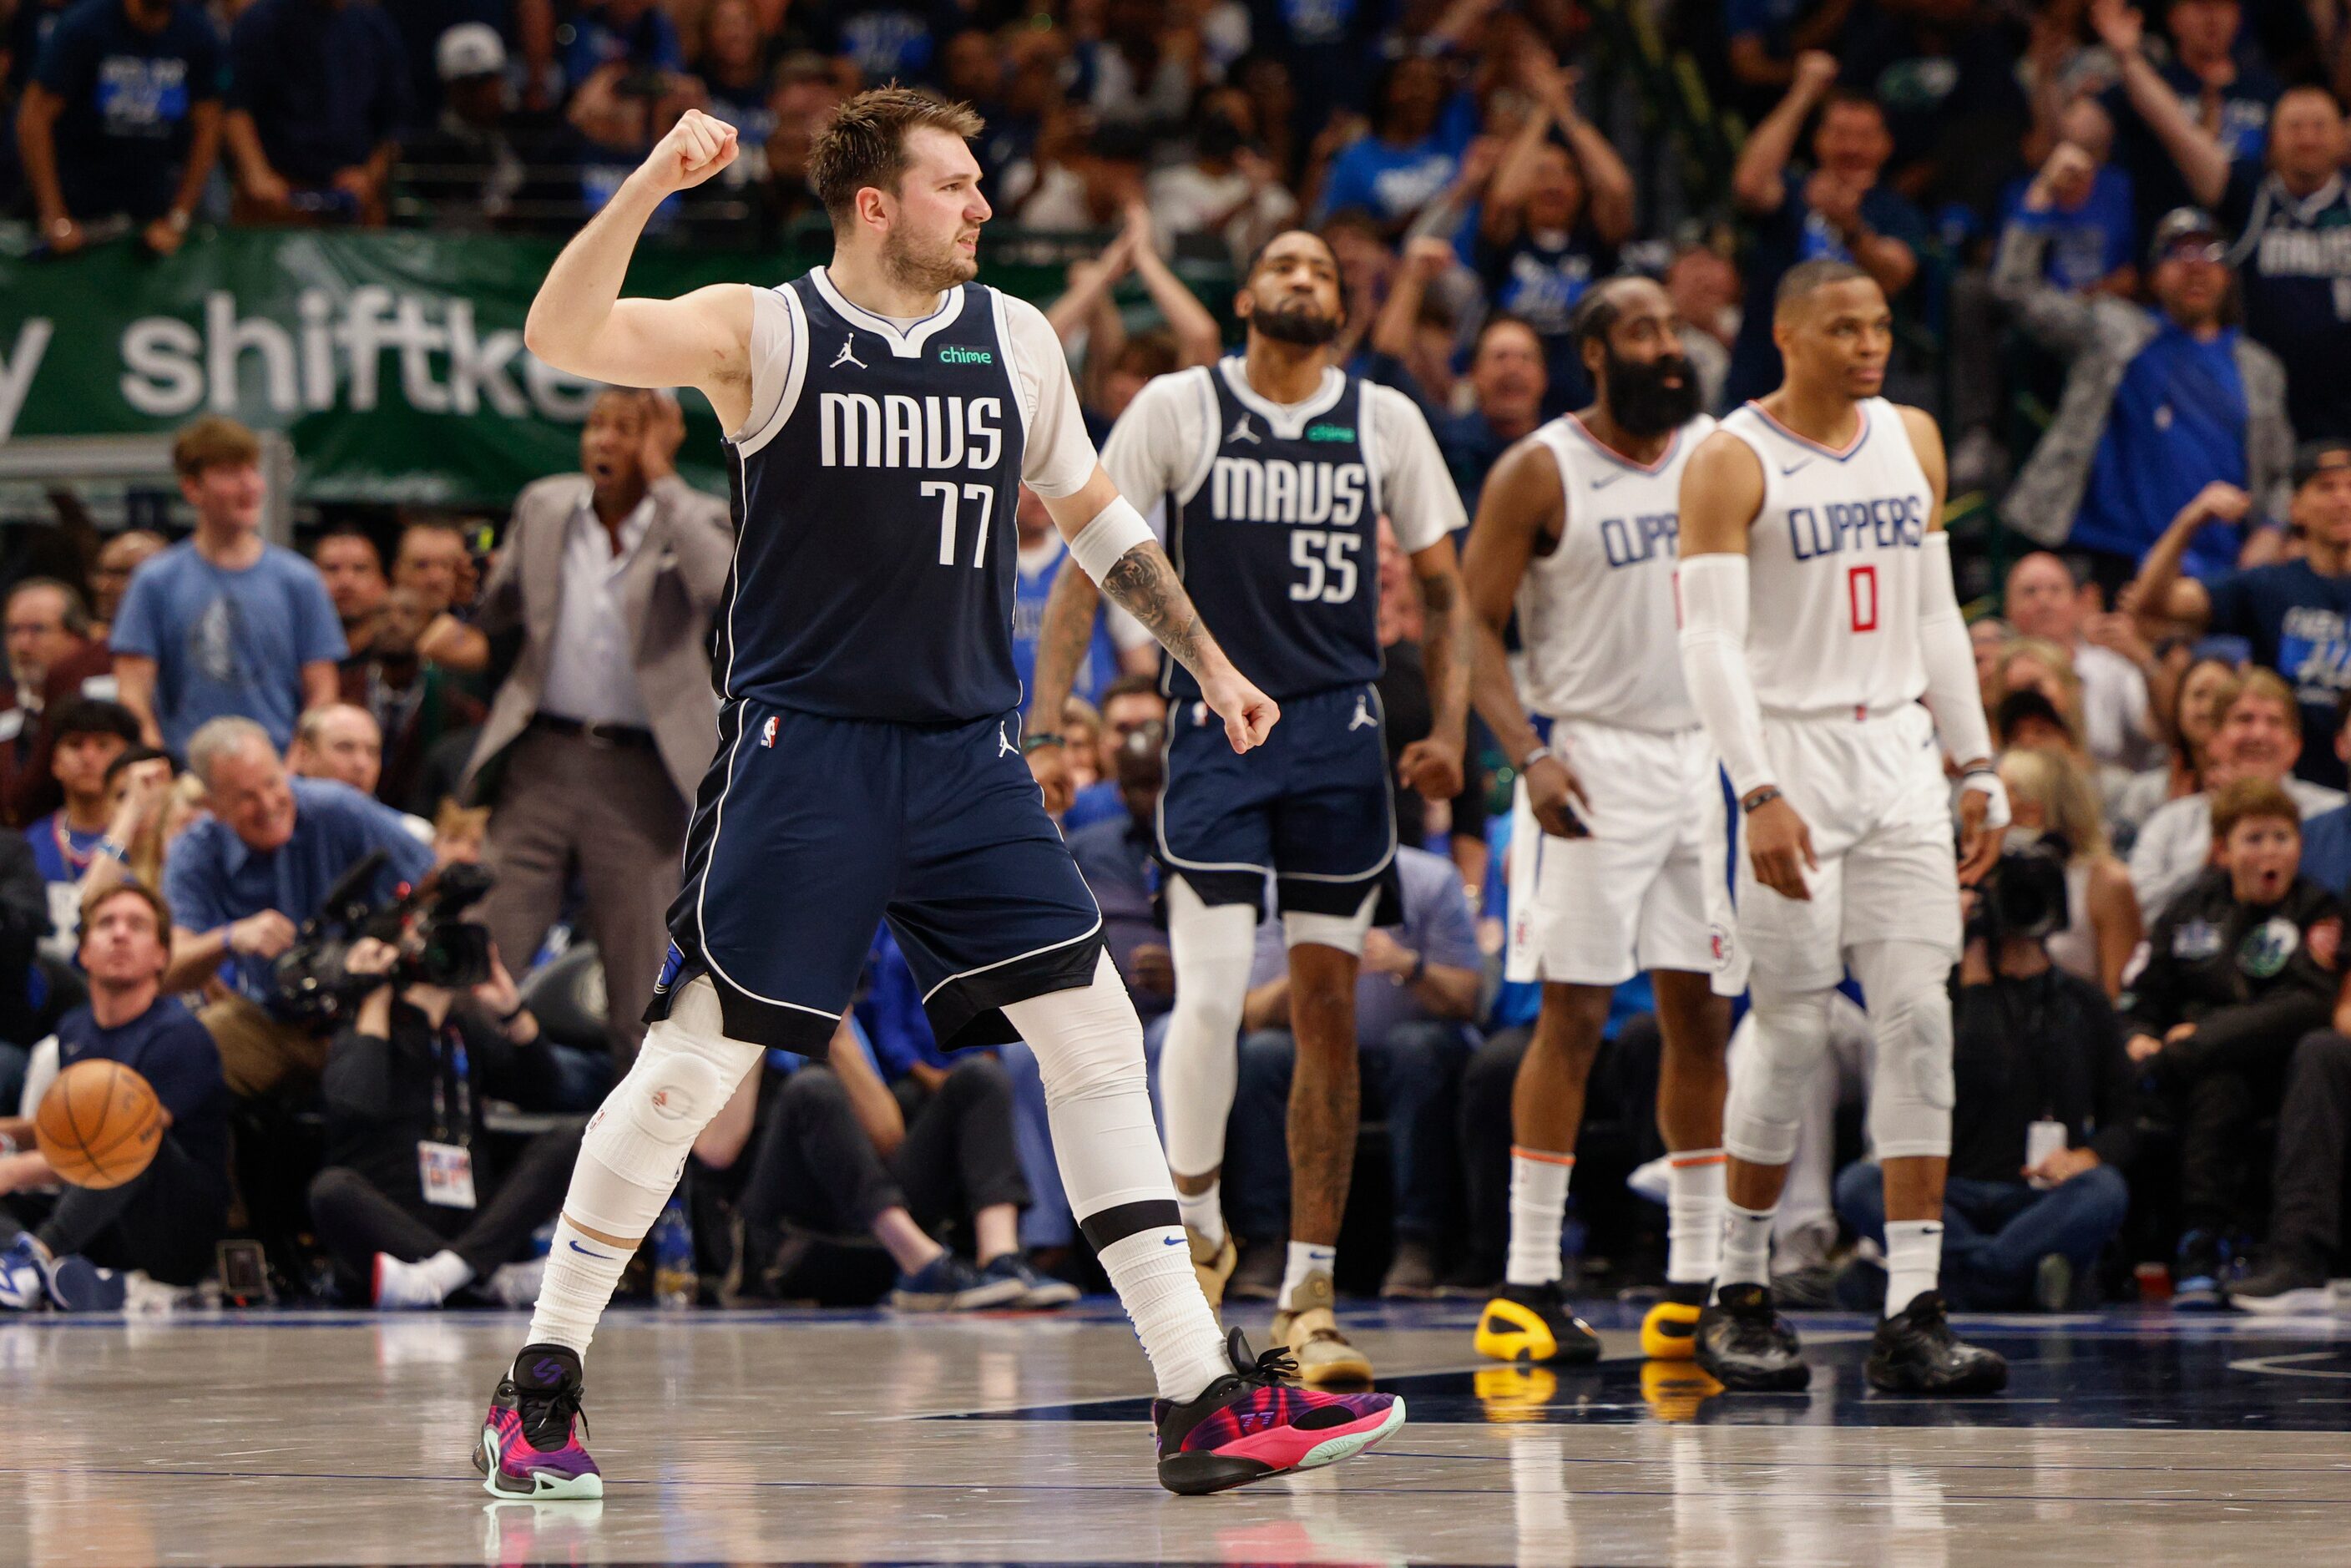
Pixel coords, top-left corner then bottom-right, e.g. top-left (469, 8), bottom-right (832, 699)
top-left (1992, 220), bottom-right (2293, 548)
top-left (462, 473), bottom-right (734, 804)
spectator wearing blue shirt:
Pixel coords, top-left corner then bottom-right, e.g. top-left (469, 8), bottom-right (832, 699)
top-left (0, 882), bottom-right (230, 1310)
top-left (1312, 53), bottom-right (1476, 235)
top-left (1995, 197), bottom-right (2293, 599)
top-left (17, 0), bottom-right (220, 255)
top-left (1722, 0), bottom-right (1855, 121)
top-left (559, 0), bottom-right (683, 90)
top-left (1724, 54), bottom-right (1928, 407)
top-left (2131, 442), bottom-right (2351, 788)
top-left (162, 716), bottom-right (435, 1099)
top-left (1994, 99), bottom-right (2140, 297)
top-left (2114, 37), bottom-right (2351, 443)
top-left (2095, 0), bottom-right (2279, 242)
top-left (22, 700), bottom-right (139, 952)
top-left (223, 0), bottom-right (412, 225)
top-left (1221, 844), bottom-right (1484, 1300)
top-left (1012, 488), bottom-right (1132, 709)
top-left (1059, 675), bottom-right (1166, 835)
top-left (112, 419), bottom-right (346, 759)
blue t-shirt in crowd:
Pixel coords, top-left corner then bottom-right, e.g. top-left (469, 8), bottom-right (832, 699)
top-left (1996, 165), bottom-right (2138, 292)
top-left (57, 993), bottom-right (230, 1191)
top-left (1726, 178), bottom-right (1929, 405)
top-left (2069, 322), bottom-right (2249, 579)
top-left (1061, 779), bottom-right (1125, 835)
top-left (31, 0), bottom-right (220, 221)
top-left (2303, 802), bottom-right (2351, 898)
top-left (2205, 558), bottom-right (2351, 788)
top-left (109, 539), bottom-right (346, 756)
top-left (1243, 844), bottom-right (1479, 1044)
top-left (225, 0), bottom-right (411, 186)
top-left (1013, 536), bottom-right (1120, 706)
top-left (24, 812), bottom-right (104, 885)
top-left (162, 776), bottom-right (434, 1001)
top-left (559, 1), bottom-right (683, 85)
top-left (1066, 812), bottom-right (1168, 1018)
top-left (1475, 220), bottom-right (1617, 415)
top-left (1313, 93), bottom-right (1478, 228)
top-left (854, 923), bottom-right (955, 1076)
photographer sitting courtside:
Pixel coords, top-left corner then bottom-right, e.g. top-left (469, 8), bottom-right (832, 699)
top-left (1835, 840), bottom-right (2136, 1311)
top-left (162, 716), bottom-right (437, 1099)
top-left (306, 934), bottom-right (578, 1309)
top-left (0, 883), bottom-right (230, 1311)
top-left (2126, 777), bottom-right (2344, 1305)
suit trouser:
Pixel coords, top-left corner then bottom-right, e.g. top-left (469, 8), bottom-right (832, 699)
top-left (305, 1120), bottom-right (585, 1290)
top-left (478, 728), bottom-right (687, 1067)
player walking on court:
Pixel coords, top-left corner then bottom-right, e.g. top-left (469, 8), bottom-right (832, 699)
top-left (1675, 258), bottom-right (2009, 1395)
top-left (473, 91), bottom-right (1405, 1500)
top-left (1457, 277), bottom-right (1732, 1369)
top-left (1028, 230), bottom-right (1474, 1385)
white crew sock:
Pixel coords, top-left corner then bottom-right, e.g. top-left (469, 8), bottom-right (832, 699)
top-left (1505, 1147), bottom-right (1573, 1288)
top-left (1665, 1151), bottom-right (1726, 1286)
top-left (420, 1249), bottom-right (474, 1300)
top-left (1280, 1241), bottom-right (1337, 1304)
top-left (1100, 1227), bottom-right (1236, 1399)
top-left (526, 1216), bottom-right (635, 1357)
top-left (1883, 1219), bottom-right (1944, 1318)
top-left (1715, 1201), bottom-right (1777, 1297)
top-left (1176, 1182), bottom-right (1226, 1249)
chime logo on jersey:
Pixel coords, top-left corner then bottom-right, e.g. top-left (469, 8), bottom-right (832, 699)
top-left (1787, 495), bottom-right (1927, 561)
top-left (760, 716), bottom-right (779, 747)
top-left (1209, 455), bottom-right (1368, 526)
top-left (818, 392), bottom-right (1004, 470)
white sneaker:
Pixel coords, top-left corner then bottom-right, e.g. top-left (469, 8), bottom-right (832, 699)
top-left (487, 1258), bottom-right (546, 1308)
top-left (372, 1253), bottom-right (448, 1310)
top-left (1625, 1156), bottom-right (1669, 1206)
top-left (0, 1236), bottom-right (50, 1311)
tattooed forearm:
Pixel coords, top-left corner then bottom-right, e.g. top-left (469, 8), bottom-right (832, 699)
top-left (1026, 554), bottom-right (1103, 728)
top-left (1103, 540), bottom-right (1219, 679)
top-left (1418, 565), bottom-right (1474, 733)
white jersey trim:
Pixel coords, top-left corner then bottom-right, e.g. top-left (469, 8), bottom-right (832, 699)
top-left (1738, 398), bottom-right (1874, 463)
top-left (1358, 379), bottom-right (1385, 523)
top-left (1218, 357), bottom-right (1347, 438)
top-left (735, 285), bottom-right (811, 459)
top-left (1174, 366), bottom-right (1221, 508)
top-left (986, 286), bottom-right (1029, 441)
top-left (810, 266), bottom-right (965, 357)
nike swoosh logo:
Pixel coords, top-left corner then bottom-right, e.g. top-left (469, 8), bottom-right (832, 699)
top-left (1163, 1236), bottom-right (1185, 1246)
top-left (1590, 473), bottom-right (1625, 489)
top-left (568, 1240), bottom-right (614, 1259)
top-left (1781, 460), bottom-right (1812, 476)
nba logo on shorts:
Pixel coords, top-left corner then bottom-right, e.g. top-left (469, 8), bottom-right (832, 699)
top-left (760, 716), bottom-right (779, 748)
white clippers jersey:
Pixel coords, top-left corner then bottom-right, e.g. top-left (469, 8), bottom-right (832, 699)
top-left (1514, 413), bottom-right (1713, 731)
top-left (1716, 397), bottom-right (1932, 715)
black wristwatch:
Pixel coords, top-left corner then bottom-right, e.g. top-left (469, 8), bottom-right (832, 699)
top-left (1740, 786), bottom-right (1783, 815)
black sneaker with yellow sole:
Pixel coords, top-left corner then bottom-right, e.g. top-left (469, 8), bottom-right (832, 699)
top-left (1474, 1281), bottom-right (1602, 1364)
top-left (1640, 1279), bottom-right (1708, 1360)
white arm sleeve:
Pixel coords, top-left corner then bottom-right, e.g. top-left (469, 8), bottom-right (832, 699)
top-left (1370, 385), bottom-right (1467, 552)
top-left (1001, 295), bottom-right (1102, 498)
top-left (1916, 531), bottom-right (1995, 769)
top-left (1676, 553), bottom-right (1775, 800)
top-left (1098, 376), bottom-right (1196, 538)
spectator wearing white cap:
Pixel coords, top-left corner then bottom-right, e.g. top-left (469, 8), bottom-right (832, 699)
top-left (395, 23), bottom-right (531, 230)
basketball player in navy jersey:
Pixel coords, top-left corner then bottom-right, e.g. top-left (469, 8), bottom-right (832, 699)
top-left (1676, 259), bottom-right (2008, 1395)
top-left (1028, 230), bottom-right (1474, 1386)
top-left (472, 92), bottom-right (1405, 1501)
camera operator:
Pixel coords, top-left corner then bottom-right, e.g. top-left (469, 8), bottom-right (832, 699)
top-left (161, 717), bottom-right (436, 1099)
top-left (1835, 840), bottom-right (2136, 1311)
top-left (306, 933), bottom-right (579, 1309)
top-left (2126, 776), bottom-right (2345, 1305)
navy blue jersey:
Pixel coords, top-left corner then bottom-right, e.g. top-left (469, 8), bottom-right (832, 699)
top-left (1162, 360), bottom-right (1382, 702)
top-left (722, 273), bottom-right (1028, 724)
top-left (2223, 164), bottom-right (2351, 441)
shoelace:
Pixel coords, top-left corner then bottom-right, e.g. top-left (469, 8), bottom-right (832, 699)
top-left (1236, 1343), bottom-right (1300, 1388)
top-left (518, 1382), bottom-right (589, 1453)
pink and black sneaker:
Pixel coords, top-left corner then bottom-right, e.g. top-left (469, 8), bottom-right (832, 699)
top-left (1153, 1328), bottom-right (1407, 1495)
top-left (474, 1343), bottom-right (603, 1500)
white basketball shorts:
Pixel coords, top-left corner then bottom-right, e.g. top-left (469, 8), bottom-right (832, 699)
top-left (1506, 720), bottom-right (1716, 988)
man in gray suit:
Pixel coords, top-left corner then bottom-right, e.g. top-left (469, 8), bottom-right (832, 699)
top-left (465, 388), bottom-right (732, 1065)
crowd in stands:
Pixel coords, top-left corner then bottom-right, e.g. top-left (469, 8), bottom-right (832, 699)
top-left (8, 0), bottom-right (2351, 1318)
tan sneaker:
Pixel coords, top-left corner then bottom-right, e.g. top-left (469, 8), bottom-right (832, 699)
top-left (1188, 1227), bottom-right (1237, 1308)
top-left (1267, 1268), bottom-right (1373, 1385)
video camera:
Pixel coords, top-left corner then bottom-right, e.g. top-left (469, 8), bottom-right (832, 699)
top-left (1964, 835), bottom-right (2071, 946)
top-left (269, 854), bottom-right (498, 1029)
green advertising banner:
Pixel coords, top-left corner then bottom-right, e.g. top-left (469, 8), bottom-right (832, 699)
top-left (0, 229), bottom-right (1071, 508)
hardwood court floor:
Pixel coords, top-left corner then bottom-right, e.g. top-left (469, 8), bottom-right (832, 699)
top-left (4, 1297), bottom-right (2349, 1565)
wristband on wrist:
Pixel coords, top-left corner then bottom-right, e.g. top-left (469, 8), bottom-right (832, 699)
top-left (497, 1002), bottom-right (528, 1025)
top-left (1520, 745), bottom-right (1554, 771)
top-left (96, 836), bottom-right (129, 862)
top-left (1740, 787), bottom-right (1783, 815)
top-left (1020, 732), bottom-right (1064, 754)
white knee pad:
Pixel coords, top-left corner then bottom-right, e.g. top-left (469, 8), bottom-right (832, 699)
top-left (1722, 985), bottom-right (1835, 1167)
top-left (1004, 953), bottom-right (1175, 1230)
top-left (1160, 878), bottom-right (1257, 1176)
top-left (574, 976), bottom-right (766, 1232)
top-left (1282, 886), bottom-right (1380, 958)
top-left (1852, 940), bottom-right (1956, 1160)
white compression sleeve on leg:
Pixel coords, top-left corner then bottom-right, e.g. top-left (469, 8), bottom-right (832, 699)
top-left (1916, 532), bottom-right (1997, 777)
top-left (526, 976), bottom-right (766, 1356)
top-left (1721, 983), bottom-right (1836, 1167)
top-left (1849, 939), bottom-right (1957, 1161)
top-left (1282, 885), bottom-right (1381, 958)
top-left (1159, 878), bottom-right (1257, 1181)
top-left (1676, 554), bottom-right (1775, 799)
top-left (1004, 952), bottom-right (1232, 1400)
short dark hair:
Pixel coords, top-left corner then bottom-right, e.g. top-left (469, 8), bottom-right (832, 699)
top-left (6, 577), bottom-right (90, 636)
top-left (1100, 673), bottom-right (1164, 710)
top-left (807, 85), bottom-right (984, 222)
top-left (103, 745), bottom-right (170, 789)
top-left (1474, 311), bottom-right (1541, 360)
top-left (1242, 228), bottom-right (1352, 326)
top-left (1818, 88), bottom-right (1886, 125)
top-left (49, 697), bottom-right (139, 748)
top-left (311, 524), bottom-right (384, 569)
top-left (1775, 258), bottom-right (1873, 316)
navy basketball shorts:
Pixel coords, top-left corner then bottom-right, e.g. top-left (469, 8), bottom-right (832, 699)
top-left (1156, 680), bottom-right (1401, 921)
top-left (647, 699), bottom-right (1105, 1055)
